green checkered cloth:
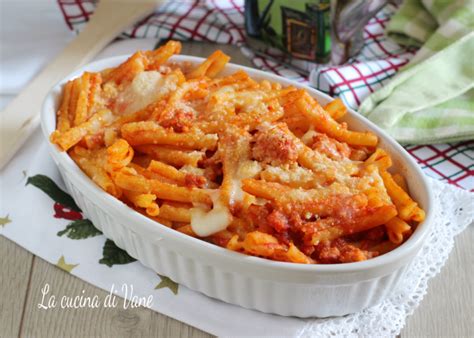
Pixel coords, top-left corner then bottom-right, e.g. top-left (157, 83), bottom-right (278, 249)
top-left (359, 0), bottom-right (474, 144)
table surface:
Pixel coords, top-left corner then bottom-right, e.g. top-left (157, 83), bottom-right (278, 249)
top-left (1, 42), bottom-right (473, 338)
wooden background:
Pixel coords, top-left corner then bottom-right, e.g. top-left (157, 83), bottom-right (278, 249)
top-left (1, 42), bottom-right (472, 337)
top-left (2, 226), bottom-right (472, 337)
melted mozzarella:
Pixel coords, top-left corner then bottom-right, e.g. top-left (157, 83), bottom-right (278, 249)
top-left (116, 71), bottom-right (177, 115)
top-left (301, 128), bottom-right (317, 145)
top-left (227, 160), bottom-right (262, 205)
top-left (190, 191), bottom-right (232, 237)
top-left (234, 90), bottom-right (266, 113)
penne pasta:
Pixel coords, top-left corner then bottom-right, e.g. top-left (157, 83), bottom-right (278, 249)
top-left (123, 190), bottom-right (160, 217)
top-left (51, 109), bottom-right (115, 151)
top-left (159, 203), bottom-right (192, 223)
top-left (121, 121), bottom-right (218, 150)
top-left (365, 148), bottom-right (393, 171)
top-left (381, 171), bottom-right (424, 222)
top-left (188, 50), bottom-right (230, 79)
top-left (135, 144), bottom-right (204, 167)
top-left (70, 147), bottom-right (121, 197)
top-left (113, 168), bottom-right (212, 206)
top-left (146, 40), bottom-right (182, 70)
top-left (50, 41), bottom-right (425, 264)
top-left (287, 90), bottom-right (378, 147)
top-left (324, 98), bottom-right (347, 120)
top-left (57, 80), bottom-right (74, 132)
top-left (385, 216), bottom-right (411, 244)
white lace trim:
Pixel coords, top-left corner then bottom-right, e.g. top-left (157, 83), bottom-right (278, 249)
top-left (297, 178), bottom-right (474, 337)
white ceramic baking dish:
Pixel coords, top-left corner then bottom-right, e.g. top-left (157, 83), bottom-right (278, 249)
top-left (41, 54), bottom-right (433, 318)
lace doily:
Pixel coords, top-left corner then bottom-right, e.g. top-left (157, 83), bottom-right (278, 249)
top-left (297, 178), bottom-right (474, 337)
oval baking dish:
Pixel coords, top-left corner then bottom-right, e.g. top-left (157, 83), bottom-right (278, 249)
top-left (41, 55), bottom-right (433, 318)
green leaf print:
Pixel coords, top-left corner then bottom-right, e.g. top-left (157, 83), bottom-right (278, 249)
top-left (26, 174), bottom-right (81, 212)
top-left (99, 239), bottom-right (137, 267)
top-left (57, 219), bottom-right (102, 239)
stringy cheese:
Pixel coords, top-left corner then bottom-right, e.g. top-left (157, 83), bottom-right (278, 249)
top-left (190, 191), bottom-right (232, 237)
top-left (229, 160), bottom-right (261, 204)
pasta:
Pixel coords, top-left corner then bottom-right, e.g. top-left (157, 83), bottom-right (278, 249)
top-left (50, 41), bottom-right (426, 264)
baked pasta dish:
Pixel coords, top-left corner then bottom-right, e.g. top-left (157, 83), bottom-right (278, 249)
top-left (50, 41), bottom-right (425, 264)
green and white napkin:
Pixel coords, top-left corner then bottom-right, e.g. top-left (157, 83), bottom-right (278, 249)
top-left (360, 0), bottom-right (474, 144)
